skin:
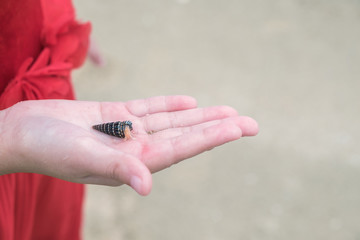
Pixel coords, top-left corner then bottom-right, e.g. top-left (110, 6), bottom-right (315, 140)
top-left (0, 95), bottom-right (258, 196)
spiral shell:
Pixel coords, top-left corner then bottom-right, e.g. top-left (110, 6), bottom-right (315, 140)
top-left (92, 121), bottom-right (133, 139)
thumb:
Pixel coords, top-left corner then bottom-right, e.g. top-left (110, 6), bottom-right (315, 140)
top-left (82, 147), bottom-right (152, 196)
top-left (104, 152), bottom-right (153, 196)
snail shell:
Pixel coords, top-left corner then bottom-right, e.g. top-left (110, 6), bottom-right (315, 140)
top-left (92, 121), bottom-right (133, 139)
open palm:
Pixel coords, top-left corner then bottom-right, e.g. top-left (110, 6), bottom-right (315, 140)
top-left (0, 96), bottom-right (258, 195)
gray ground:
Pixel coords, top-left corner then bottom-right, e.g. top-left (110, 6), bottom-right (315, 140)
top-left (72, 0), bottom-right (360, 239)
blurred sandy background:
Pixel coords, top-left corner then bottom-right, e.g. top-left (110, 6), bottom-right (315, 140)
top-left (72, 0), bottom-right (360, 239)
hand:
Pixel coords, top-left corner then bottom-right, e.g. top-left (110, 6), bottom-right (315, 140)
top-left (0, 96), bottom-right (258, 195)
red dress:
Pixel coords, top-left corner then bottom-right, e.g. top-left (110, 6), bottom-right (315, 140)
top-left (0, 0), bottom-right (91, 239)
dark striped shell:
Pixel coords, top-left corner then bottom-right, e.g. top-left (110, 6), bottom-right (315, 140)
top-left (92, 121), bottom-right (133, 138)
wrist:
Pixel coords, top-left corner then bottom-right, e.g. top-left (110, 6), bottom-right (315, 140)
top-left (0, 108), bottom-right (10, 174)
top-left (0, 106), bottom-right (20, 175)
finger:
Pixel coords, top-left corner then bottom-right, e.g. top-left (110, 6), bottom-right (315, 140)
top-left (77, 140), bottom-right (152, 196)
top-left (237, 116), bottom-right (259, 136)
top-left (88, 37), bottom-right (106, 66)
top-left (125, 95), bottom-right (197, 117)
top-left (142, 122), bottom-right (242, 173)
top-left (142, 105), bottom-right (238, 133)
top-left (146, 116), bottom-right (257, 140)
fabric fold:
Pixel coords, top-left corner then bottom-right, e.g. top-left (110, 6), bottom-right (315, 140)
top-left (0, 0), bottom-right (90, 109)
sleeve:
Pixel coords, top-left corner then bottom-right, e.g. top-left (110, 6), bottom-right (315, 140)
top-left (0, 0), bottom-right (91, 110)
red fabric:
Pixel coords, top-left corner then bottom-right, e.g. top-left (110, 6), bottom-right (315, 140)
top-left (0, 0), bottom-right (91, 239)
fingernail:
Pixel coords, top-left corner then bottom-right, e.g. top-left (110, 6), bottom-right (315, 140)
top-left (130, 176), bottom-right (143, 194)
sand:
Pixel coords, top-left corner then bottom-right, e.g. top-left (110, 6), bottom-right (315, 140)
top-left (72, 1), bottom-right (360, 239)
